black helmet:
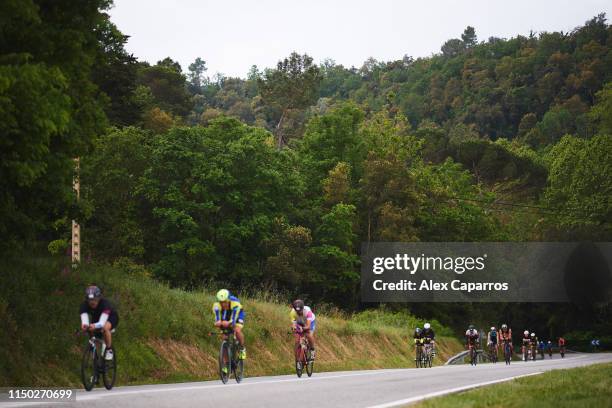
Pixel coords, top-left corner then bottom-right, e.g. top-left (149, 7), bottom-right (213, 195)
top-left (85, 285), bottom-right (102, 300)
top-left (292, 299), bottom-right (304, 312)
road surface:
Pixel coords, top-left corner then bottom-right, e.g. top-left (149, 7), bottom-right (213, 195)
top-left (2, 353), bottom-right (611, 408)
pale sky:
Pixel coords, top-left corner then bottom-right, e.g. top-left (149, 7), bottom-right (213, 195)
top-left (109, 0), bottom-right (610, 78)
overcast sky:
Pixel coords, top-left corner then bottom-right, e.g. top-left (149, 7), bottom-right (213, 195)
top-left (109, 0), bottom-right (610, 78)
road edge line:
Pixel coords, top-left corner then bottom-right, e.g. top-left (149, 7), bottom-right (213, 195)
top-left (364, 371), bottom-right (544, 408)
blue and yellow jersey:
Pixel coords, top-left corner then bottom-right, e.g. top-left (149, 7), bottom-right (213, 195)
top-left (212, 295), bottom-right (243, 326)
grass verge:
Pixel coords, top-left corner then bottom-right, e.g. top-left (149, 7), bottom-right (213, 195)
top-left (412, 362), bottom-right (612, 408)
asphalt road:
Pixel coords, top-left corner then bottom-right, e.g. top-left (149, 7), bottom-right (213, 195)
top-left (2, 353), bottom-right (611, 408)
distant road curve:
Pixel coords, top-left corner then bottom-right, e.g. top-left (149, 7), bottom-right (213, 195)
top-left (2, 353), bottom-right (611, 408)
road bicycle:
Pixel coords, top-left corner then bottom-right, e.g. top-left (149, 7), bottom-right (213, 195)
top-left (421, 342), bottom-right (434, 368)
top-left (488, 343), bottom-right (498, 363)
top-left (292, 327), bottom-right (314, 378)
top-left (212, 329), bottom-right (244, 384)
top-left (78, 329), bottom-right (117, 391)
top-left (502, 340), bottom-right (512, 365)
top-left (467, 341), bottom-right (479, 366)
top-left (414, 340), bottom-right (424, 368)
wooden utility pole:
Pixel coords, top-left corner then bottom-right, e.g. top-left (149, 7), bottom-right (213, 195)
top-left (72, 158), bottom-right (81, 266)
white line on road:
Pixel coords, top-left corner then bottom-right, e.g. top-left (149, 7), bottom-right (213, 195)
top-left (364, 372), bottom-right (544, 408)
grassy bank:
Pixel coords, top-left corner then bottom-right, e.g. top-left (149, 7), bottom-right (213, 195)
top-left (412, 362), bottom-right (612, 408)
top-left (0, 256), bottom-right (462, 386)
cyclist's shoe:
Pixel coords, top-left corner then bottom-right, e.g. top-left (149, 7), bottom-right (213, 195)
top-left (221, 366), bottom-right (229, 375)
top-left (239, 347), bottom-right (247, 360)
top-left (309, 349), bottom-right (316, 361)
top-left (105, 349), bottom-right (114, 360)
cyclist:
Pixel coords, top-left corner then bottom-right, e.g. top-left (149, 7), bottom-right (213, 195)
top-left (546, 340), bottom-right (553, 357)
top-left (521, 330), bottom-right (530, 360)
top-left (422, 323), bottom-right (436, 356)
top-left (79, 285), bottom-right (119, 360)
top-left (538, 340), bottom-right (545, 358)
top-left (487, 326), bottom-right (499, 356)
top-left (290, 299), bottom-right (316, 360)
top-left (213, 289), bottom-right (246, 362)
top-left (465, 325), bottom-right (479, 349)
top-left (558, 336), bottom-right (566, 356)
top-left (499, 324), bottom-right (513, 354)
top-left (529, 332), bottom-right (538, 360)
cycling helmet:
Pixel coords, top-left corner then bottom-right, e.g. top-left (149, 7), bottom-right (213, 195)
top-left (469, 324), bottom-right (475, 330)
top-left (415, 327), bottom-right (422, 334)
top-left (491, 327), bottom-right (496, 331)
top-left (501, 324), bottom-right (508, 330)
top-left (524, 330), bottom-right (529, 336)
top-left (216, 289), bottom-right (230, 302)
top-left (85, 285), bottom-right (101, 300)
top-left (548, 340), bottom-right (552, 344)
top-left (530, 332), bottom-right (535, 337)
top-left (424, 323), bottom-right (431, 330)
top-left (292, 299), bottom-right (305, 312)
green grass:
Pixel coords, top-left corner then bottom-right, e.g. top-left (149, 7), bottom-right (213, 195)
top-left (412, 362), bottom-right (612, 408)
top-left (0, 255), bottom-right (462, 387)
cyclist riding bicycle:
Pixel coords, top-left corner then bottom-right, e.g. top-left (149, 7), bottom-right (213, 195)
top-left (422, 323), bottom-right (436, 356)
top-left (521, 330), bottom-right (531, 359)
top-left (499, 324), bottom-right (513, 353)
top-left (413, 327), bottom-right (423, 344)
top-left (290, 299), bottom-right (316, 361)
top-left (487, 326), bottom-right (499, 355)
top-left (465, 325), bottom-right (479, 348)
top-left (79, 286), bottom-right (119, 361)
top-left (213, 289), bottom-right (246, 363)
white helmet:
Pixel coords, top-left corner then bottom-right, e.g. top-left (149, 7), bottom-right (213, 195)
top-left (491, 327), bottom-right (495, 331)
top-left (501, 324), bottom-right (508, 330)
top-left (530, 332), bottom-right (535, 337)
top-left (424, 323), bottom-right (431, 330)
top-left (524, 330), bottom-right (529, 336)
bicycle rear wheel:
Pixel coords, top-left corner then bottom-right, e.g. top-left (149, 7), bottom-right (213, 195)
top-left (81, 345), bottom-right (97, 391)
top-left (103, 349), bottom-right (117, 390)
top-left (219, 341), bottom-right (231, 384)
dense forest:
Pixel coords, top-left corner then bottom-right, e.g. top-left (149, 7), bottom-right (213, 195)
top-left (1, 1), bottom-right (611, 342)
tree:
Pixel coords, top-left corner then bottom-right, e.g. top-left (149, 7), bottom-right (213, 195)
top-left (258, 52), bottom-right (322, 147)
top-left (462, 26), bottom-right (477, 48)
top-left (187, 57), bottom-right (207, 92)
top-left (137, 58), bottom-right (193, 117)
top-left (0, 0), bottom-right (112, 250)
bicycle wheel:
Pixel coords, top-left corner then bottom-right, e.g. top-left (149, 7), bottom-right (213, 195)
top-left (81, 344), bottom-right (97, 391)
top-left (219, 341), bottom-right (231, 384)
top-left (427, 351), bottom-right (432, 368)
top-left (505, 345), bottom-right (511, 365)
top-left (295, 343), bottom-right (304, 378)
top-left (306, 349), bottom-right (314, 377)
top-left (415, 349), bottom-right (421, 368)
top-left (234, 356), bottom-right (244, 383)
top-left (103, 348), bottom-right (117, 390)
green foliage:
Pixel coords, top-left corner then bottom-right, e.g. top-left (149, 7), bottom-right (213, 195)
top-left (543, 134), bottom-right (612, 238)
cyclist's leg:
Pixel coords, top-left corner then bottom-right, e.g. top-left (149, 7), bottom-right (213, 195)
top-left (103, 314), bottom-right (117, 349)
top-left (234, 310), bottom-right (245, 347)
top-left (305, 320), bottom-right (316, 349)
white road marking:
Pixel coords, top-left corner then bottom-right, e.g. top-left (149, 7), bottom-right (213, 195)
top-left (363, 372), bottom-right (544, 408)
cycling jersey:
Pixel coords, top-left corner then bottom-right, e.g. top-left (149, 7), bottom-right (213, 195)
top-left (290, 306), bottom-right (316, 331)
top-left (421, 328), bottom-right (435, 341)
top-left (212, 295), bottom-right (245, 327)
top-left (558, 337), bottom-right (566, 346)
top-left (465, 329), bottom-right (479, 345)
top-left (79, 298), bottom-right (119, 329)
top-left (499, 329), bottom-right (512, 341)
top-left (488, 330), bottom-right (498, 344)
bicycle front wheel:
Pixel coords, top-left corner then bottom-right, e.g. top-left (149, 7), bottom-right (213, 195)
top-left (81, 345), bottom-right (97, 391)
top-left (306, 349), bottom-right (314, 377)
top-left (103, 349), bottom-right (117, 390)
top-left (219, 342), bottom-right (231, 384)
